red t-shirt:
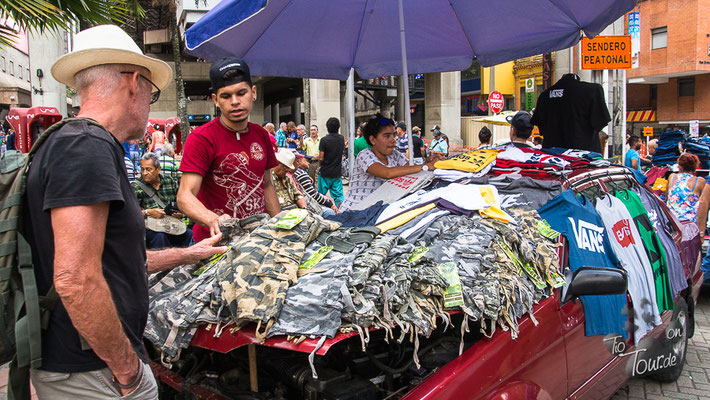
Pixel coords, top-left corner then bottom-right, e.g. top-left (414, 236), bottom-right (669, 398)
top-left (179, 120), bottom-right (278, 241)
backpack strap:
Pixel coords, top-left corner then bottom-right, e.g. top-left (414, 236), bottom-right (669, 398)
top-left (28, 117), bottom-right (115, 157)
top-left (134, 180), bottom-right (166, 209)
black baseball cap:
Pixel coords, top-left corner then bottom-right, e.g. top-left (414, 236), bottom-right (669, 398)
top-left (506, 111), bottom-right (533, 135)
top-left (396, 122), bottom-right (406, 130)
top-left (209, 57), bottom-right (252, 92)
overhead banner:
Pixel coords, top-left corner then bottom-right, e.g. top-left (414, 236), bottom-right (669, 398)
top-left (581, 35), bottom-right (632, 70)
top-left (629, 12), bottom-right (640, 69)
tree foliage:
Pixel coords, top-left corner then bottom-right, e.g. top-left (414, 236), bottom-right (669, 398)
top-left (0, 0), bottom-right (144, 47)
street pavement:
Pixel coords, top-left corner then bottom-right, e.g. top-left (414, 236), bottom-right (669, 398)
top-left (612, 288), bottom-right (710, 400)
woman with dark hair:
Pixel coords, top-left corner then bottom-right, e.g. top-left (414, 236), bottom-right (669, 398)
top-left (476, 126), bottom-right (492, 149)
top-left (666, 153), bottom-right (706, 223)
top-left (339, 114), bottom-right (443, 211)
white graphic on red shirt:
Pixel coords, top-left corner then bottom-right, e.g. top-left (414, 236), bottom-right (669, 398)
top-left (212, 152), bottom-right (264, 217)
top-left (612, 219), bottom-right (636, 248)
top-left (250, 142), bottom-right (264, 161)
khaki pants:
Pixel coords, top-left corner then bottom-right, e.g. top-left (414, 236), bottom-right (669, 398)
top-left (31, 360), bottom-right (158, 399)
top-left (308, 160), bottom-right (319, 183)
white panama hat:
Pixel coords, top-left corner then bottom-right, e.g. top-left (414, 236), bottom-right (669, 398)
top-left (51, 25), bottom-right (172, 90)
top-left (275, 148), bottom-right (296, 170)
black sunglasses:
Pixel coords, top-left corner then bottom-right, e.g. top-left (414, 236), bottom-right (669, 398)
top-left (120, 71), bottom-right (161, 104)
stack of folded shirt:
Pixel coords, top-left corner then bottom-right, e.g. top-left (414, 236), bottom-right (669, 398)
top-left (434, 149), bottom-right (498, 172)
top-left (683, 137), bottom-right (710, 169)
top-left (652, 130), bottom-right (684, 167)
top-left (492, 146), bottom-right (590, 177)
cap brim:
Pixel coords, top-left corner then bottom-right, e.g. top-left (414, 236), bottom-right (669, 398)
top-left (505, 116), bottom-right (513, 123)
top-left (51, 48), bottom-right (173, 90)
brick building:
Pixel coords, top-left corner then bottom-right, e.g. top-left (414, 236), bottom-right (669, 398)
top-left (625, 0), bottom-right (710, 136)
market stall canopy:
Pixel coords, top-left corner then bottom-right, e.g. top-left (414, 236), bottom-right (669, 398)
top-left (473, 112), bottom-right (518, 126)
top-left (185, 0), bottom-right (637, 80)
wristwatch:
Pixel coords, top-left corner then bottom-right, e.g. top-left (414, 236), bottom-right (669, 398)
top-left (421, 165), bottom-right (429, 171)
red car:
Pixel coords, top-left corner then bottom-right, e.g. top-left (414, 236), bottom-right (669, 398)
top-left (151, 166), bottom-right (702, 400)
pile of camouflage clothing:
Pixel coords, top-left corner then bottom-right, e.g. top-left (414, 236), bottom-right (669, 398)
top-left (145, 205), bottom-right (563, 370)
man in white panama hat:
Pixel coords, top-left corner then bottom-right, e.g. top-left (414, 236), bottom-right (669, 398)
top-left (23, 25), bottom-right (227, 399)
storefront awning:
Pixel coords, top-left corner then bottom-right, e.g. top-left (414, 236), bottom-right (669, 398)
top-left (627, 110), bottom-right (656, 122)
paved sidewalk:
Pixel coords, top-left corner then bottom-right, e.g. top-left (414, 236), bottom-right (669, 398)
top-left (612, 290), bottom-right (710, 400)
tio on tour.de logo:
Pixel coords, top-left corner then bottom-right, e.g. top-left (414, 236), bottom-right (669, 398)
top-left (603, 301), bottom-right (684, 378)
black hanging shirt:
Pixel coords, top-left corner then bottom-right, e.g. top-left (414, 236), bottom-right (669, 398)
top-left (531, 74), bottom-right (611, 153)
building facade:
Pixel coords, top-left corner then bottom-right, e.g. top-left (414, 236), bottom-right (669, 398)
top-left (0, 28), bottom-right (31, 124)
top-left (625, 0), bottom-right (710, 135)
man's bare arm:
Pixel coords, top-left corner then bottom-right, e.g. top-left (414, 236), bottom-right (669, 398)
top-left (177, 172), bottom-right (228, 236)
top-left (263, 170), bottom-right (280, 217)
top-left (52, 203), bottom-right (139, 386)
top-left (296, 197), bottom-right (307, 209)
top-left (147, 233), bottom-right (228, 273)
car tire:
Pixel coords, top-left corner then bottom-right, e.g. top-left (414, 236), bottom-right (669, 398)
top-left (652, 297), bottom-right (689, 383)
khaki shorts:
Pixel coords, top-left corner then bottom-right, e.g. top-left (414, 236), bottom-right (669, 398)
top-left (31, 360), bottom-right (158, 400)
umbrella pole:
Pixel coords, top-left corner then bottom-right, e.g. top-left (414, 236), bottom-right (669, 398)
top-left (398, 0), bottom-right (414, 166)
top-left (347, 68), bottom-right (356, 179)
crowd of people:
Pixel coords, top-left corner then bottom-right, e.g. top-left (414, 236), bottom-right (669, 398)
top-left (12, 22), bottom-right (710, 399)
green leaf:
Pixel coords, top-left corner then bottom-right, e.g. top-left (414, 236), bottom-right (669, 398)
top-left (0, 0), bottom-right (145, 46)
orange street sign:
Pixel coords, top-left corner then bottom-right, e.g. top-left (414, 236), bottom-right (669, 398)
top-left (643, 126), bottom-right (654, 137)
top-left (581, 35), bottom-right (632, 70)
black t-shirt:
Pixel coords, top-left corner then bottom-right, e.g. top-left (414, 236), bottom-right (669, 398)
top-left (319, 132), bottom-right (345, 179)
top-left (531, 74), bottom-right (610, 153)
top-left (412, 135), bottom-right (424, 158)
top-left (24, 119), bottom-right (148, 372)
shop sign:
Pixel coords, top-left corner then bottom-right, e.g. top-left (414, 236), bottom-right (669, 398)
top-left (643, 126), bottom-right (653, 137)
top-left (690, 120), bottom-right (699, 137)
top-left (188, 114), bottom-right (212, 122)
top-left (542, 53), bottom-right (553, 89)
top-left (525, 78), bottom-right (535, 110)
top-left (629, 12), bottom-right (640, 68)
top-left (525, 78), bottom-right (535, 93)
top-left (488, 90), bottom-right (504, 114)
top-left (581, 35), bottom-right (632, 70)
top-left (525, 92), bottom-right (535, 111)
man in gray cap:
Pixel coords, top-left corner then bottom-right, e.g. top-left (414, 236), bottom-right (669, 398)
top-left (24, 25), bottom-right (227, 398)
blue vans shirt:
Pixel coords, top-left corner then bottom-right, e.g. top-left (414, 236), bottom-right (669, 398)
top-left (539, 189), bottom-right (628, 338)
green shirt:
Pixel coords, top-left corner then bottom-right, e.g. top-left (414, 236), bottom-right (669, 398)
top-left (615, 189), bottom-right (673, 313)
top-left (132, 174), bottom-right (179, 210)
top-left (353, 136), bottom-right (372, 157)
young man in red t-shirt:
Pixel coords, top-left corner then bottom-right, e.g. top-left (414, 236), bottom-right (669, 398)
top-left (178, 58), bottom-right (280, 241)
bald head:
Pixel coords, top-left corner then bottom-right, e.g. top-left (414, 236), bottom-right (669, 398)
top-left (74, 63), bottom-right (150, 101)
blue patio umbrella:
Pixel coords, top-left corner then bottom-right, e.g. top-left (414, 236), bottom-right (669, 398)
top-left (185, 0), bottom-right (636, 165)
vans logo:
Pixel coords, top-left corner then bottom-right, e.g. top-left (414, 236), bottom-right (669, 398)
top-left (612, 219), bottom-right (635, 248)
top-left (569, 217), bottom-right (606, 254)
top-left (550, 89), bottom-right (564, 98)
